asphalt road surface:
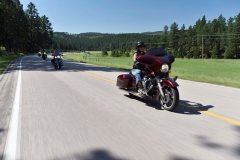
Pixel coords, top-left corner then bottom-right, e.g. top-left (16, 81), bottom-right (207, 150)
top-left (0, 55), bottom-right (240, 160)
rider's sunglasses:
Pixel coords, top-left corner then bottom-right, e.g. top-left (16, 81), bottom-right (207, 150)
top-left (139, 46), bottom-right (145, 48)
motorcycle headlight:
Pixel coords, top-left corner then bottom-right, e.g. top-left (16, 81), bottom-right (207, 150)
top-left (160, 64), bottom-right (169, 73)
top-left (56, 56), bottom-right (61, 58)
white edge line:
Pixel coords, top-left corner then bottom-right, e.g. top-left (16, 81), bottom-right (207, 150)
top-left (3, 56), bottom-right (25, 160)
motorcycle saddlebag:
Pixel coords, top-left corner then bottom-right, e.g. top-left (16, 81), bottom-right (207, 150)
top-left (116, 74), bottom-right (132, 88)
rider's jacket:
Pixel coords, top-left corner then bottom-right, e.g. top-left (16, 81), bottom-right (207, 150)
top-left (52, 51), bottom-right (60, 56)
top-left (133, 52), bottom-right (146, 70)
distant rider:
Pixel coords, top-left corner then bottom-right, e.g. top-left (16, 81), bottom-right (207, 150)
top-left (42, 49), bottom-right (47, 59)
top-left (51, 49), bottom-right (61, 65)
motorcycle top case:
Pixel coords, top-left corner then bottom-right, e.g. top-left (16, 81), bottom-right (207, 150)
top-left (116, 74), bottom-right (133, 88)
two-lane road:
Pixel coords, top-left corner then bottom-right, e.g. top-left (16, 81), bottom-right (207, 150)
top-left (0, 55), bottom-right (240, 160)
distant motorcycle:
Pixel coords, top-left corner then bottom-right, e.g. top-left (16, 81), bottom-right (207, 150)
top-left (42, 52), bottom-right (47, 60)
top-left (37, 52), bottom-right (41, 57)
top-left (52, 54), bottom-right (63, 69)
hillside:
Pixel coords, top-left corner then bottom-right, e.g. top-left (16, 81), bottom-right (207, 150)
top-left (53, 31), bottom-right (162, 51)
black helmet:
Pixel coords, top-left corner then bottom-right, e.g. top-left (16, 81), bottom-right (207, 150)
top-left (136, 41), bottom-right (145, 49)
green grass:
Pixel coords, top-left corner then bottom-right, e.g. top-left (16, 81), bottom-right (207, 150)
top-left (63, 52), bottom-right (133, 70)
top-left (0, 53), bottom-right (25, 74)
top-left (171, 59), bottom-right (240, 88)
top-left (63, 52), bottom-right (240, 88)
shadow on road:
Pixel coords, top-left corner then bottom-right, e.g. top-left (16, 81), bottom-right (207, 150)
top-left (53, 149), bottom-right (127, 160)
top-left (235, 126), bottom-right (240, 156)
top-left (195, 126), bottom-right (240, 159)
top-left (64, 60), bottom-right (128, 73)
top-left (169, 157), bottom-right (192, 160)
top-left (124, 94), bottom-right (214, 114)
top-left (124, 94), bottom-right (162, 110)
top-left (174, 100), bottom-right (214, 115)
top-left (2, 56), bottom-right (129, 75)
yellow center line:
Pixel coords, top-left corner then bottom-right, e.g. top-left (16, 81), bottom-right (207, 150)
top-left (79, 70), bottom-right (116, 84)
top-left (180, 103), bottom-right (240, 126)
top-left (66, 65), bottom-right (240, 126)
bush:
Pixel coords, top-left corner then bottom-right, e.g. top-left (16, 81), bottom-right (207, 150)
top-left (224, 48), bottom-right (232, 59)
top-left (101, 50), bottom-right (108, 56)
top-left (111, 50), bottom-right (121, 57)
top-left (124, 52), bottom-right (130, 57)
top-left (186, 52), bottom-right (192, 59)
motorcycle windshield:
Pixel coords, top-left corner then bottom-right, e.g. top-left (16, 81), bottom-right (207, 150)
top-left (137, 48), bottom-right (175, 72)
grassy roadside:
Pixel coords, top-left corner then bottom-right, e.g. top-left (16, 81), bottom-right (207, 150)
top-left (63, 52), bottom-right (240, 88)
top-left (0, 53), bottom-right (25, 74)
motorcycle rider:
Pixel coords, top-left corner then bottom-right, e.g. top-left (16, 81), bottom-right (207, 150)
top-left (42, 49), bottom-right (47, 60)
top-left (130, 41), bottom-right (146, 95)
top-left (43, 49), bottom-right (47, 54)
top-left (51, 49), bottom-right (61, 65)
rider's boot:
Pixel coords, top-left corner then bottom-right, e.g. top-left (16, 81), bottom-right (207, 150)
top-left (135, 81), bottom-right (143, 97)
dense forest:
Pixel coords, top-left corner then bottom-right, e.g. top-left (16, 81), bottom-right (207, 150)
top-left (0, 0), bottom-right (53, 53)
top-left (53, 13), bottom-right (240, 59)
top-left (53, 32), bottom-right (162, 54)
top-left (1, 0), bottom-right (240, 59)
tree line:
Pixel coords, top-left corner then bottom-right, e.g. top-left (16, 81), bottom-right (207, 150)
top-left (54, 13), bottom-right (240, 59)
top-left (53, 32), bottom-right (161, 53)
top-left (161, 14), bottom-right (240, 59)
top-left (0, 0), bottom-right (53, 53)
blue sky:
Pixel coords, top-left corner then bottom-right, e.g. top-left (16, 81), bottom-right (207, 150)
top-left (20, 0), bottom-right (240, 34)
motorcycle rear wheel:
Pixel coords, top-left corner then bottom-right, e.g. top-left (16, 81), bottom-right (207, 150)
top-left (160, 87), bottom-right (179, 111)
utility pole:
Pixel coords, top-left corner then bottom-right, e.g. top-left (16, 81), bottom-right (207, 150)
top-left (202, 34), bottom-right (204, 59)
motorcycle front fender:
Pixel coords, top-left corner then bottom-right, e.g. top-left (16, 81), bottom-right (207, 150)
top-left (161, 78), bottom-right (179, 87)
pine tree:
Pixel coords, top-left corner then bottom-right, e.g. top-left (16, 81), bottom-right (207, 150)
top-left (234, 13), bottom-right (240, 58)
top-left (13, 0), bottom-right (29, 52)
top-left (211, 45), bottom-right (219, 59)
top-left (168, 22), bottom-right (179, 55)
top-left (195, 16), bottom-right (206, 50)
top-left (186, 25), bottom-right (193, 55)
top-left (0, 1), bottom-right (4, 49)
top-left (217, 14), bottom-right (227, 52)
top-left (208, 19), bottom-right (220, 58)
top-left (1, 0), bottom-right (16, 51)
top-left (178, 24), bottom-right (187, 58)
top-left (41, 15), bottom-right (53, 49)
top-left (160, 25), bottom-right (169, 49)
top-left (25, 2), bottom-right (42, 52)
top-left (203, 21), bottom-right (211, 58)
top-left (226, 17), bottom-right (234, 58)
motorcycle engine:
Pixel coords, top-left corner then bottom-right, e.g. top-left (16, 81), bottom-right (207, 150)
top-left (142, 77), bottom-right (154, 94)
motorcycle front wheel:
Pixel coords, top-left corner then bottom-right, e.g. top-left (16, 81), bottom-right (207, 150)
top-left (160, 87), bottom-right (179, 111)
top-left (54, 63), bottom-right (58, 69)
top-left (59, 63), bottom-right (61, 69)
